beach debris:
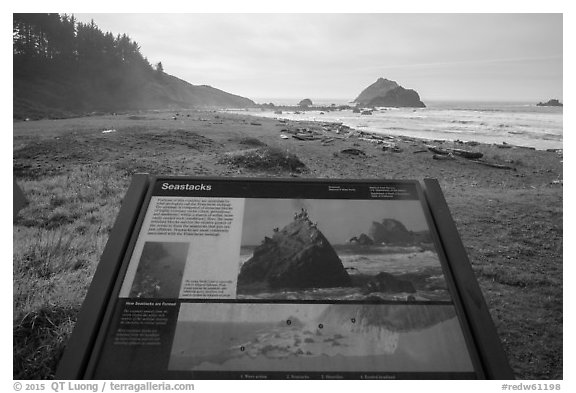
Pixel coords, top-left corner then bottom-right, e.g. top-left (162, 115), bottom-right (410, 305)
top-left (274, 110), bottom-right (283, 114)
top-left (359, 137), bottom-right (383, 144)
top-left (382, 143), bottom-right (403, 153)
top-left (321, 137), bottom-right (335, 144)
top-left (450, 148), bottom-right (483, 159)
top-left (470, 160), bottom-right (516, 170)
top-left (292, 133), bottom-right (320, 141)
top-left (101, 129), bottom-right (116, 134)
top-left (427, 145), bottom-right (451, 155)
top-left (340, 148), bottom-right (366, 156)
top-left (432, 153), bottom-right (455, 160)
top-left (278, 119), bottom-right (288, 123)
top-left (551, 179), bottom-right (563, 185)
top-left (495, 142), bottom-right (513, 149)
top-left (280, 134), bottom-right (289, 139)
top-left (546, 148), bottom-right (563, 153)
top-left (426, 145), bottom-right (482, 159)
top-left (250, 122), bottom-right (262, 126)
top-left (413, 149), bottom-right (428, 154)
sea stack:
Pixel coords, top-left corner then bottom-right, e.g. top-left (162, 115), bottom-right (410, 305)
top-left (369, 218), bottom-right (414, 245)
top-left (354, 78), bottom-right (425, 108)
top-left (537, 99), bottom-right (563, 107)
top-left (237, 210), bottom-right (351, 291)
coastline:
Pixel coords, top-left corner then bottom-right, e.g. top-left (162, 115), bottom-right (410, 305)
top-left (227, 104), bottom-right (563, 151)
top-left (13, 109), bottom-right (563, 379)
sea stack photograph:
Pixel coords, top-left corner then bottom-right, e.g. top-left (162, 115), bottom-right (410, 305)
top-left (237, 198), bottom-right (449, 302)
top-left (12, 11), bottom-right (562, 381)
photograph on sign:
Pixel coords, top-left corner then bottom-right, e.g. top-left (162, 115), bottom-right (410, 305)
top-left (129, 241), bottom-right (189, 298)
top-left (237, 198), bottom-right (449, 302)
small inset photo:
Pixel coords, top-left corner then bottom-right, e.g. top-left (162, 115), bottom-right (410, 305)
top-left (129, 241), bottom-right (189, 298)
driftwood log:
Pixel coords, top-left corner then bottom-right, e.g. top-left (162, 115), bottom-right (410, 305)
top-left (432, 153), bottom-right (455, 160)
top-left (471, 160), bottom-right (516, 170)
top-left (427, 146), bottom-right (451, 155)
top-left (451, 149), bottom-right (484, 159)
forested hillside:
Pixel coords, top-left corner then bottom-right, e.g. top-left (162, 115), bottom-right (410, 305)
top-left (13, 14), bottom-right (255, 119)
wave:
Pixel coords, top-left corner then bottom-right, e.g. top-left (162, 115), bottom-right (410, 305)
top-left (227, 104), bottom-right (562, 150)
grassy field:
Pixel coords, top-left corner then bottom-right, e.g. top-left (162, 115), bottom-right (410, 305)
top-left (13, 109), bottom-right (562, 379)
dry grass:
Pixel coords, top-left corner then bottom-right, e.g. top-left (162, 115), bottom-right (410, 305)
top-left (13, 165), bottom-right (127, 379)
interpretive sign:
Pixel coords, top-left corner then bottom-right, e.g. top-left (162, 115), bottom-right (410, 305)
top-left (57, 176), bottom-right (512, 379)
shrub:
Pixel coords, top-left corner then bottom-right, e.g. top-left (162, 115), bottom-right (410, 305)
top-left (219, 147), bottom-right (306, 172)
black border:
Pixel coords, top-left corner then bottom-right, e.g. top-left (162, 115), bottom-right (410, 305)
top-left (56, 175), bottom-right (513, 379)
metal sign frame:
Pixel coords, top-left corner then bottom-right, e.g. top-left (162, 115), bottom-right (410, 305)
top-left (56, 175), bottom-right (513, 380)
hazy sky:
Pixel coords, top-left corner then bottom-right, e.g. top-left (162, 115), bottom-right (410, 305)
top-left (64, 13), bottom-right (565, 102)
top-left (240, 199), bottom-right (429, 246)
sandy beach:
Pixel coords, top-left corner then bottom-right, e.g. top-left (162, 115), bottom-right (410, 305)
top-left (13, 109), bottom-right (562, 379)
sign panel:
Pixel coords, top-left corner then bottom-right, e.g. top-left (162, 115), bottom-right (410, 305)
top-left (58, 176), bottom-right (512, 379)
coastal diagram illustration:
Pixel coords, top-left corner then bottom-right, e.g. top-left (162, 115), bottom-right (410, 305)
top-left (168, 303), bottom-right (474, 373)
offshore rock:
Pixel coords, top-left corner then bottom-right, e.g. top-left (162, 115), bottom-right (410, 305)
top-left (369, 218), bottom-right (413, 245)
top-left (354, 78), bottom-right (400, 104)
top-left (537, 99), bottom-right (563, 107)
top-left (354, 77), bottom-right (425, 108)
top-left (367, 86), bottom-right (425, 108)
top-left (238, 211), bottom-right (352, 291)
top-left (349, 233), bottom-right (374, 245)
top-left (365, 272), bottom-right (416, 294)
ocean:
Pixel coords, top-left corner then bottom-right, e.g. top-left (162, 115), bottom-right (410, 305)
top-left (238, 246), bottom-right (450, 302)
top-left (229, 99), bottom-right (563, 150)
